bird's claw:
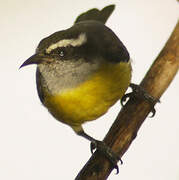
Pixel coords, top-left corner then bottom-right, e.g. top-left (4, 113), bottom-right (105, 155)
top-left (149, 107), bottom-right (156, 118)
top-left (121, 83), bottom-right (160, 117)
top-left (90, 140), bottom-right (123, 174)
top-left (120, 92), bottom-right (133, 106)
top-left (90, 141), bottom-right (96, 154)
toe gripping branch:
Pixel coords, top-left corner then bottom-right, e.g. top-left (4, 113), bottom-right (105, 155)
top-left (90, 140), bottom-right (122, 174)
top-left (78, 130), bottom-right (122, 174)
top-left (121, 83), bottom-right (160, 117)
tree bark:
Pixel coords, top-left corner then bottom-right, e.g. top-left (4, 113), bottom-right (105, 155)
top-left (75, 21), bottom-right (179, 180)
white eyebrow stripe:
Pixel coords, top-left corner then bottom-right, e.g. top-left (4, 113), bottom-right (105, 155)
top-left (46, 33), bottom-right (87, 54)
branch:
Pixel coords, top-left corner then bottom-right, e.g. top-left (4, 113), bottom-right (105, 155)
top-left (75, 21), bottom-right (179, 180)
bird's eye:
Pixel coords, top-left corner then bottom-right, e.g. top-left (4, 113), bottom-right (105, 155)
top-left (59, 50), bottom-right (65, 57)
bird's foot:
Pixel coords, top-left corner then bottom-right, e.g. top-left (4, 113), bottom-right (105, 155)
top-left (90, 140), bottom-right (122, 174)
top-left (121, 83), bottom-right (160, 117)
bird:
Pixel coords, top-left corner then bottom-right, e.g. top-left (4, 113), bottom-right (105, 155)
top-left (20, 5), bottom-right (132, 170)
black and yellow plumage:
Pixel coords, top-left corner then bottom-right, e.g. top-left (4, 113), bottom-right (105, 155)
top-left (20, 5), bottom-right (131, 169)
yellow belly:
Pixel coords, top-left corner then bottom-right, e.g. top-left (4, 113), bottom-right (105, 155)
top-left (44, 62), bottom-right (131, 127)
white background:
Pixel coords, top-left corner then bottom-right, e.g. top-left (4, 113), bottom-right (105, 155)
top-left (0, 0), bottom-right (179, 179)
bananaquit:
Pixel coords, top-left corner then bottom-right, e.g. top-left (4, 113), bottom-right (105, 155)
top-left (20, 9), bottom-right (131, 169)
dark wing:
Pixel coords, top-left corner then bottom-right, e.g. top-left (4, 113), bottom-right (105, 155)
top-left (74, 5), bottom-right (115, 24)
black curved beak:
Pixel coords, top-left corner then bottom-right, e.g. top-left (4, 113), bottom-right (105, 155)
top-left (19, 54), bottom-right (48, 69)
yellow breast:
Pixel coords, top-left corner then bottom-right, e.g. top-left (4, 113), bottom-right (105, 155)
top-left (44, 62), bottom-right (131, 127)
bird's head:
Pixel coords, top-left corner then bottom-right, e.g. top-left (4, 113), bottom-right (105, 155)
top-left (20, 21), bottom-right (129, 69)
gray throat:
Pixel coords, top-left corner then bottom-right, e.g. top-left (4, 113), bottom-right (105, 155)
top-left (37, 58), bottom-right (100, 95)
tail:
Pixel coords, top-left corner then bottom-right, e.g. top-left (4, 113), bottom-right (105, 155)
top-left (74, 5), bottom-right (115, 24)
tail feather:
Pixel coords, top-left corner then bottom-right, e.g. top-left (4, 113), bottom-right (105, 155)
top-left (74, 5), bottom-right (115, 24)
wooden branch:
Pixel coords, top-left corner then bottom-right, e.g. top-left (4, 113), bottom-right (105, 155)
top-left (75, 21), bottom-right (179, 180)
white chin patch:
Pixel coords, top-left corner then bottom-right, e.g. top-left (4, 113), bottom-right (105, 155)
top-left (46, 33), bottom-right (87, 54)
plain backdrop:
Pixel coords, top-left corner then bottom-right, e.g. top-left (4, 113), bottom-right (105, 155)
top-left (0, 0), bottom-right (179, 179)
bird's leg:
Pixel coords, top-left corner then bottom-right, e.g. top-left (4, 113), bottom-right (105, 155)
top-left (77, 130), bottom-right (122, 174)
top-left (121, 83), bottom-right (160, 117)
